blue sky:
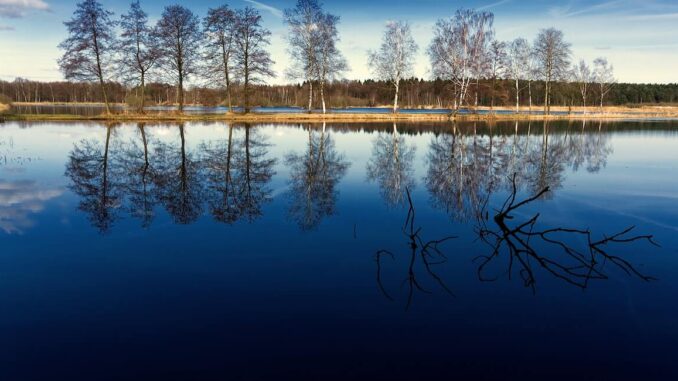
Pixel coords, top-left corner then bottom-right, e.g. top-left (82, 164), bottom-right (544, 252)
top-left (1, 0), bottom-right (677, 84)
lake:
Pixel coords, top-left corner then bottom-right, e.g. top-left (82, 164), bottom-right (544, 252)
top-left (1, 120), bottom-right (677, 380)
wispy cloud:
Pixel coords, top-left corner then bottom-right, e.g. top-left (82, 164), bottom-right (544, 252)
top-left (0, 24), bottom-right (14, 31)
top-left (244, 0), bottom-right (283, 18)
top-left (549, 0), bottom-right (624, 18)
top-left (0, 0), bottom-right (49, 19)
top-left (477, 0), bottom-right (511, 11)
top-left (626, 12), bottom-right (678, 21)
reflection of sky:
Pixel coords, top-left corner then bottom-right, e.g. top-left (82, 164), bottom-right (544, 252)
top-left (1, 0), bottom-right (678, 83)
top-left (0, 179), bottom-right (63, 234)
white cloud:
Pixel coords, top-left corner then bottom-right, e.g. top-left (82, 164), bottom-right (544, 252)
top-left (244, 0), bottom-right (283, 19)
top-left (0, 24), bottom-right (14, 30)
top-left (0, 0), bottom-right (49, 18)
top-left (477, 0), bottom-right (512, 12)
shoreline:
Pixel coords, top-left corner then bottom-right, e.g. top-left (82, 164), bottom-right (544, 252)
top-left (3, 112), bottom-right (678, 123)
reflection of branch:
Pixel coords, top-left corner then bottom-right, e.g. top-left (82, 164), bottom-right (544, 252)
top-left (475, 173), bottom-right (659, 292)
top-left (375, 188), bottom-right (456, 309)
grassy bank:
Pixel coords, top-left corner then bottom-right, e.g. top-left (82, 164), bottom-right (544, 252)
top-left (3, 104), bottom-right (678, 123)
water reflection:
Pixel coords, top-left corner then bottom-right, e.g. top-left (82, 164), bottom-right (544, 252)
top-left (0, 180), bottom-right (63, 233)
top-left (366, 123), bottom-right (417, 208)
top-left (285, 123), bottom-right (349, 231)
top-left (65, 124), bottom-right (121, 232)
top-left (62, 121), bottom-right (625, 232)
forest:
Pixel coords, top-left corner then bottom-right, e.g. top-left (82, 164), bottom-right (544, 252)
top-left (1, 0), bottom-right (676, 114)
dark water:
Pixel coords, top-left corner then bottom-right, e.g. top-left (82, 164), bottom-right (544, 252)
top-left (1, 120), bottom-right (677, 380)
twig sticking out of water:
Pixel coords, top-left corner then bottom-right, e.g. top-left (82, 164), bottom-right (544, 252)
top-left (475, 173), bottom-right (659, 292)
top-left (375, 188), bottom-right (457, 309)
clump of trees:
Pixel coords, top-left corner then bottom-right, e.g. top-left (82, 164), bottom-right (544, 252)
top-left (12, 1), bottom-right (658, 113)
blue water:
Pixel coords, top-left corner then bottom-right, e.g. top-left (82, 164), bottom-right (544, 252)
top-left (1, 120), bottom-right (677, 380)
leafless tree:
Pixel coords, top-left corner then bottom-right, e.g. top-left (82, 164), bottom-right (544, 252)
top-left (428, 9), bottom-right (494, 115)
top-left (572, 59), bottom-right (593, 113)
top-left (233, 7), bottom-right (275, 113)
top-left (58, 0), bottom-right (117, 114)
top-left (203, 4), bottom-right (238, 112)
top-left (284, 0), bottom-right (324, 111)
top-left (117, 0), bottom-right (159, 113)
top-left (154, 5), bottom-right (201, 113)
top-left (533, 28), bottom-right (571, 115)
top-left (507, 38), bottom-right (531, 113)
top-left (593, 57), bottom-right (616, 111)
top-left (368, 21), bottom-right (418, 113)
top-left (313, 12), bottom-right (348, 114)
top-left (488, 39), bottom-right (507, 111)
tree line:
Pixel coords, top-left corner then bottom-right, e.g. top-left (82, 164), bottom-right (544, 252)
top-left (2, 0), bottom-right (676, 113)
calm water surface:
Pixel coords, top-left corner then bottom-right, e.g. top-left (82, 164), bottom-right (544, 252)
top-left (1, 120), bottom-right (677, 380)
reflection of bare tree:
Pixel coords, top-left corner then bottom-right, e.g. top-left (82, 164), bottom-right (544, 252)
top-left (426, 121), bottom-right (615, 221)
top-left (200, 124), bottom-right (241, 224)
top-left (367, 123), bottom-right (416, 208)
top-left (152, 124), bottom-right (203, 224)
top-left (285, 123), bottom-right (350, 231)
top-left (114, 123), bottom-right (156, 227)
top-left (201, 124), bottom-right (276, 223)
top-left (65, 124), bottom-right (120, 233)
top-left (523, 121), bottom-right (566, 197)
top-left (376, 189), bottom-right (456, 309)
top-left (475, 174), bottom-right (658, 292)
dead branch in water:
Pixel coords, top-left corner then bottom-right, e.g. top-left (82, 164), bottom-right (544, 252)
top-left (375, 188), bottom-right (457, 309)
top-left (475, 173), bottom-right (659, 292)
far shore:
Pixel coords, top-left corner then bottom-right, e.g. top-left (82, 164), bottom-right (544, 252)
top-left (3, 103), bottom-right (678, 123)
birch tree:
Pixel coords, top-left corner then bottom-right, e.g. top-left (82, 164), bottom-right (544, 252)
top-left (203, 4), bottom-right (237, 112)
top-left (572, 59), bottom-right (593, 113)
top-left (154, 5), bottom-right (201, 113)
top-left (233, 7), bottom-right (275, 113)
top-left (368, 21), bottom-right (418, 113)
top-left (428, 9), bottom-right (494, 115)
top-left (313, 12), bottom-right (348, 114)
top-left (507, 38), bottom-right (531, 113)
top-left (284, 0), bottom-right (323, 111)
top-left (593, 57), bottom-right (616, 111)
top-left (117, 0), bottom-right (158, 113)
top-left (58, 0), bottom-right (117, 114)
top-left (534, 28), bottom-right (571, 115)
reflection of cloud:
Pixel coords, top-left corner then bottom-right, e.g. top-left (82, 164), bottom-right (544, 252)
top-left (0, 179), bottom-right (63, 234)
top-left (0, 0), bottom-right (49, 19)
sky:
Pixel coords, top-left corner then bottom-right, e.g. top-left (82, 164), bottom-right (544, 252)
top-left (0, 0), bottom-right (677, 84)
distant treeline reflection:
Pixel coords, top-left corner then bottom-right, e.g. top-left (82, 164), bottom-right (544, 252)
top-left (64, 121), bottom-right (621, 232)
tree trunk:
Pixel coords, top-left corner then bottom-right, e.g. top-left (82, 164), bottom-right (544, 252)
top-left (178, 74), bottom-right (184, 113)
top-left (139, 72), bottom-right (146, 114)
top-left (393, 81), bottom-right (399, 114)
top-left (528, 80), bottom-right (533, 113)
top-left (308, 81), bottom-right (313, 113)
top-left (544, 79), bottom-right (550, 115)
top-left (515, 79), bottom-right (520, 114)
top-left (320, 80), bottom-right (326, 114)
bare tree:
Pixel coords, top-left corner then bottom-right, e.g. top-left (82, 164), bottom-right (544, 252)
top-left (117, 0), bottom-right (158, 113)
top-left (203, 5), bottom-right (238, 112)
top-left (284, 0), bottom-right (324, 112)
top-left (233, 7), bottom-right (275, 113)
top-left (572, 59), bottom-right (593, 113)
top-left (533, 28), bottom-right (571, 115)
top-left (368, 21), bottom-right (418, 113)
top-left (593, 57), bottom-right (616, 111)
top-left (488, 39), bottom-right (507, 111)
top-left (154, 5), bottom-right (201, 113)
top-left (313, 12), bottom-right (348, 114)
top-left (507, 38), bottom-right (531, 113)
top-left (428, 9), bottom-right (494, 115)
top-left (58, 0), bottom-right (117, 114)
